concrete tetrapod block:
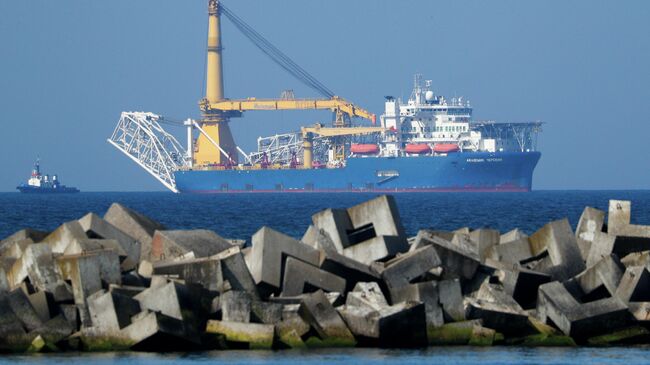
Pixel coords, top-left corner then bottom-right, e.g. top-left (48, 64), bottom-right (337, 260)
top-left (31, 315), bottom-right (75, 350)
top-left (385, 281), bottom-right (444, 331)
top-left (615, 266), bottom-right (650, 303)
top-left (342, 236), bottom-right (408, 265)
top-left (574, 254), bottom-right (624, 298)
top-left (500, 229), bottom-right (527, 244)
top-left (206, 320), bottom-right (274, 349)
top-left (469, 228), bottom-right (500, 262)
top-left (528, 219), bottom-right (586, 281)
top-left (87, 290), bottom-right (141, 331)
top-left (438, 279), bottom-right (466, 322)
top-left (0, 229), bottom-right (48, 251)
top-left (213, 247), bottom-right (260, 299)
top-left (251, 301), bottom-right (283, 325)
top-left (134, 280), bottom-right (195, 322)
top-left (414, 230), bottom-right (480, 281)
top-left (6, 289), bottom-right (44, 332)
top-left (57, 251), bottom-right (121, 327)
top-left (338, 301), bottom-right (427, 347)
top-left (381, 245), bottom-right (441, 302)
top-left (311, 209), bottom-right (354, 252)
top-left (466, 297), bottom-right (531, 337)
top-left (220, 291), bottom-right (251, 323)
top-left (281, 257), bottom-right (346, 297)
top-left (346, 282), bottom-right (389, 311)
top-left (346, 195), bottom-right (407, 242)
top-left (153, 257), bottom-right (224, 292)
top-left (298, 290), bottom-right (356, 347)
top-left (498, 267), bottom-right (551, 309)
top-left (103, 203), bottom-right (165, 261)
top-left (248, 227), bottom-right (320, 296)
top-left (7, 243), bottom-right (67, 296)
top-left (576, 207), bottom-right (605, 243)
top-left (150, 229), bottom-right (234, 262)
top-left (79, 213), bottom-right (141, 271)
top-left (537, 281), bottom-right (631, 338)
top-left (586, 232), bottom-right (618, 269)
top-left (487, 237), bottom-right (535, 266)
top-left (40, 221), bottom-right (87, 254)
top-left (608, 200), bottom-right (650, 238)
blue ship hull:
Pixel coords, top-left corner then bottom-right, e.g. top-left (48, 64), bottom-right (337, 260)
top-left (174, 151), bottom-right (541, 193)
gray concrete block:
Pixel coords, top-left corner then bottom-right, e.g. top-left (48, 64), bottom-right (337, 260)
top-left (251, 301), bottom-right (283, 324)
top-left (382, 245), bottom-right (441, 298)
top-left (206, 320), bottom-right (274, 349)
top-left (0, 229), bottom-right (48, 250)
top-left (575, 254), bottom-right (624, 297)
top-left (342, 235), bottom-right (407, 264)
top-left (438, 279), bottom-right (465, 322)
top-left (487, 237), bottom-right (534, 266)
top-left (620, 251), bottom-right (650, 268)
top-left (215, 247), bottom-right (260, 300)
top-left (499, 267), bottom-right (551, 309)
top-left (615, 266), bottom-right (650, 303)
top-left (41, 221), bottom-right (87, 254)
top-left (104, 203), bottom-right (165, 262)
top-left (608, 200), bottom-right (650, 238)
top-left (79, 213), bottom-right (141, 271)
top-left (31, 315), bottom-right (74, 349)
top-left (339, 301), bottom-right (427, 347)
top-left (465, 298), bottom-right (531, 336)
top-left (7, 288), bottom-right (44, 332)
top-left (529, 219), bottom-right (586, 281)
top-left (248, 227), bottom-right (320, 295)
top-left (537, 281), bottom-right (630, 338)
top-left (312, 208), bottom-right (354, 252)
top-left (153, 257), bottom-right (224, 292)
top-left (281, 257), bottom-right (346, 297)
top-left (7, 243), bottom-right (64, 294)
top-left (576, 207), bottom-right (606, 242)
top-left (346, 282), bottom-right (389, 311)
top-left (386, 281), bottom-right (444, 329)
top-left (221, 291), bottom-right (251, 323)
top-left (469, 228), bottom-right (500, 262)
top-left (298, 290), bottom-right (356, 346)
top-left (150, 229), bottom-right (233, 262)
top-left (586, 232), bottom-right (617, 268)
top-left (319, 250), bottom-right (382, 294)
top-left (500, 229), bottom-right (527, 244)
top-left (28, 291), bottom-right (54, 323)
top-left (416, 230), bottom-right (480, 280)
top-left (87, 290), bottom-right (141, 331)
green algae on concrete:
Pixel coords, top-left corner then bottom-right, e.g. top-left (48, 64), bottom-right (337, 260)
top-left (506, 334), bottom-right (576, 347)
top-left (206, 320), bottom-right (274, 349)
top-left (468, 326), bottom-right (495, 346)
top-left (427, 321), bottom-right (478, 345)
top-left (304, 336), bottom-right (356, 348)
top-left (587, 326), bottom-right (650, 346)
top-left (277, 329), bottom-right (307, 349)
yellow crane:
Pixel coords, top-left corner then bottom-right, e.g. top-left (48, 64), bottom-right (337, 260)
top-left (194, 0), bottom-right (377, 167)
top-left (301, 124), bottom-right (385, 168)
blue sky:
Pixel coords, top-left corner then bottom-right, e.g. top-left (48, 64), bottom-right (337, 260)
top-left (1, 0), bottom-right (648, 191)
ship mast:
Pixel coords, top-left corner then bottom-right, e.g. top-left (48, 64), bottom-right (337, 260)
top-left (194, 0), bottom-right (238, 166)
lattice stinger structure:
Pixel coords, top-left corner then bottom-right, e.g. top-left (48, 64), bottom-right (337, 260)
top-left (108, 112), bottom-right (189, 193)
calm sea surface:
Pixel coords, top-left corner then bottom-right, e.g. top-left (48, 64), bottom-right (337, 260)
top-left (2, 191), bottom-right (650, 363)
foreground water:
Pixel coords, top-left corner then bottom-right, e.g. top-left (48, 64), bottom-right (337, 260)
top-left (2, 347), bottom-right (650, 364)
top-left (2, 191), bottom-right (650, 363)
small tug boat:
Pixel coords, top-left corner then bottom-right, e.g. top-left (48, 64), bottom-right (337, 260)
top-left (16, 159), bottom-right (79, 194)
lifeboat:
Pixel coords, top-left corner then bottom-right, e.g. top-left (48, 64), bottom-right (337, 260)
top-left (350, 144), bottom-right (379, 155)
top-left (433, 143), bottom-right (460, 153)
top-left (404, 143), bottom-right (431, 154)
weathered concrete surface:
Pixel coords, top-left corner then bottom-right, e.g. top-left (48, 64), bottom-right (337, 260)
top-left (104, 203), bottom-right (165, 261)
top-left (382, 245), bottom-right (441, 301)
top-left (79, 213), bottom-right (141, 271)
top-left (150, 229), bottom-right (233, 262)
top-left (248, 227), bottom-right (320, 296)
top-left (615, 266), bottom-right (650, 303)
top-left (414, 230), bottom-right (480, 281)
top-left (205, 320), bottom-right (274, 349)
top-left (220, 291), bottom-right (251, 323)
top-left (41, 221), bottom-right (87, 255)
top-left (298, 290), bottom-right (356, 347)
top-left (529, 219), bottom-right (586, 281)
top-left (281, 257), bottom-right (346, 297)
top-left (537, 281), bottom-right (631, 338)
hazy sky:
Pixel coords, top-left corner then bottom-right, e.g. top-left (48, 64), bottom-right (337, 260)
top-left (1, 1), bottom-right (649, 191)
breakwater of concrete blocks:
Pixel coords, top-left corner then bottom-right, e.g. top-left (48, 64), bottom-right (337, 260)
top-left (1, 196), bottom-right (650, 352)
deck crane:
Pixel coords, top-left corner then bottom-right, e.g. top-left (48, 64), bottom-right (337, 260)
top-left (194, 0), bottom-right (377, 167)
top-left (300, 124), bottom-right (385, 168)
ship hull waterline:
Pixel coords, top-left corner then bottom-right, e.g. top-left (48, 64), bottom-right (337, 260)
top-left (174, 151), bottom-right (541, 193)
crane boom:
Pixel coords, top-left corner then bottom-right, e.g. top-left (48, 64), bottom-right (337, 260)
top-left (205, 96), bottom-right (377, 124)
